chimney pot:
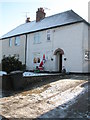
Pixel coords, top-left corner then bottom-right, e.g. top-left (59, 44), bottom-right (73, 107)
top-left (26, 17), bottom-right (30, 23)
top-left (36, 7), bottom-right (46, 22)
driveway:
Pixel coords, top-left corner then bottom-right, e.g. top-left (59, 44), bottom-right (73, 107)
top-left (0, 74), bottom-right (89, 119)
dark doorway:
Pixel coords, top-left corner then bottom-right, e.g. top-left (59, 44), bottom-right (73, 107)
top-left (59, 54), bottom-right (62, 72)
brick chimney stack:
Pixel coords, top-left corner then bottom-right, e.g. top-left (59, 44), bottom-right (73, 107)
top-left (36, 8), bottom-right (46, 22)
top-left (26, 17), bottom-right (30, 23)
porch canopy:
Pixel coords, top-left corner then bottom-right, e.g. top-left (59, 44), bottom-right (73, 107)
top-left (54, 48), bottom-right (64, 55)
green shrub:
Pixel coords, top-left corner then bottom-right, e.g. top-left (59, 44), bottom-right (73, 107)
top-left (2, 56), bottom-right (25, 73)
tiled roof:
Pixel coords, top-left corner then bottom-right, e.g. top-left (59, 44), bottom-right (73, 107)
top-left (1, 10), bottom-right (88, 39)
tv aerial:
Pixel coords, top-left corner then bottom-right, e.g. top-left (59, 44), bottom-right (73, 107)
top-left (23, 12), bottom-right (30, 19)
top-left (43, 7), bottom-right (50, 11)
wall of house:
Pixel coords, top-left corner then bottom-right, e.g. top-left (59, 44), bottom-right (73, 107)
top-left (26, 30), bottom-right (55, 71)
top-left (81, 23), bottom-right (90, 73)
top-left (53, 23), bottom-right (84, 73)
top-left (88, 26), bottom-right (90, 73)
top-left (26, 22), bottom-right (85, 73)
top-left (2, 35), bottom-right (26, 64)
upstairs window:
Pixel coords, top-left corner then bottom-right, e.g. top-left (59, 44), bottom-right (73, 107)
top-left (34, 33), bottom-right (40, 44)
top-left (9, 38), bottom-right (12, 47)
top-left (47, 30), bottom-right (50, 41)
top-left (15, 36), bottom-right (20, 46)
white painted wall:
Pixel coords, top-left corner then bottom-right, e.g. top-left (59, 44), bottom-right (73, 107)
top-left (26, 30), bottom-right (54, 71)
top-left (26, 22), bottom-right (88, 73)
top-left (82, 23), bottom-right (89, 73)
top-left (52, 23), bottom-right (83, 72)
top-left (88, 26), bottom-right (90, 72)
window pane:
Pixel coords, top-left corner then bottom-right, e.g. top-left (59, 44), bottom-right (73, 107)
top-left (9, 38), bottom-right (12, 47)
top-left (15, 36), bottom-right (20, 46)
top-left (47, 30), bottom-right (50, 40)
top-left (34, 33), bottom-right (40, 44)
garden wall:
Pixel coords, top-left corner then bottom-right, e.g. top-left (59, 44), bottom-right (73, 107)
top-left (0, 72), bottom-right (62, 91)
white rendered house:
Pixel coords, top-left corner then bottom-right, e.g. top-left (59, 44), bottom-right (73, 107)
top-left (26, 8), bottom-right (90, 73)
top-left (0, 8), bottom-right (90, 73)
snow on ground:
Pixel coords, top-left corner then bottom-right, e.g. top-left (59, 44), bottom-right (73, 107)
top-left (23, 72), bottom-right (53, 77)
top-left (0, 77), bottom-right (88, 119)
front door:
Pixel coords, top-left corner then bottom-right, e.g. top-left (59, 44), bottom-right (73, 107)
top-left (54, 48), bottom-right (64, 73)
top-left (59, 54), bottom-right (62, 72)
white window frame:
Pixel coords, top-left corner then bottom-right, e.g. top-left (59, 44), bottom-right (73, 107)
top-left (15, 36), bottom-right (20, 46)
top-left (47, 30), bottom-right (50, 41)
top-left (9, 38), bottom-right (12, 47)
top-left (34, 32), bottom-right (40, 44)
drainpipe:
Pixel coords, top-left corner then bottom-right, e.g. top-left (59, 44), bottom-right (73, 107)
top-left (25, 34), bottom-right (27, 68)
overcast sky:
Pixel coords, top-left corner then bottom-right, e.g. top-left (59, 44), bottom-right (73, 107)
top-left (0, 0), bottom-right (89, 37)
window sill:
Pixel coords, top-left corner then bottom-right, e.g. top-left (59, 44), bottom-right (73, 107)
top-left (15, 45), bottom-right (20, 46)
top-left (47, 40), bottom-right (51, 42)
top-left (33, 42), bottom-right (41, 44)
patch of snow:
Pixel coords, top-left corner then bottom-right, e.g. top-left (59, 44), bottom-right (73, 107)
top-left (10, 71), bottom-right (23, 74)
top-left (40, 80), bottom-right (87, 110)
top-left (0, 79), bottom-right (88, 118)
top-left (0, 71), bottom-right (7, 76)
top-left (23, 72), bottom-right (51, 77)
